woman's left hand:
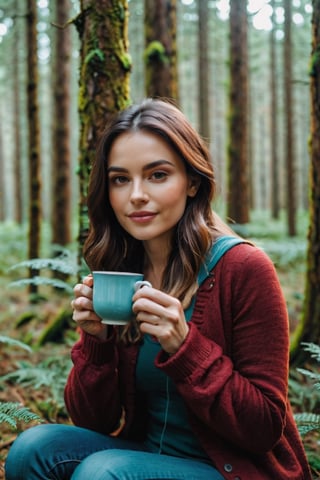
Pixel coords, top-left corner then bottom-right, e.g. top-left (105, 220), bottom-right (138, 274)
top-left (132, 287), bottom-right (189, 355)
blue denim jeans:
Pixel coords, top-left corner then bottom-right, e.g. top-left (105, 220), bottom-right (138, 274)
top-left (5, 424), bottom-right (225, 480)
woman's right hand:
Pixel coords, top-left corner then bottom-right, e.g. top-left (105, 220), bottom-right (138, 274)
top-left (71, 274), bottom-right (109, 340)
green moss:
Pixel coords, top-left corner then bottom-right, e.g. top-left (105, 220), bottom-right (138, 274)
top-left (109, 3), bottom-right (126, 22)
top-left (118, 52), bottom-right (132, 71)
top-left (309, 45), bottom-right (320, 77)
top-left (36, 308), bottom-right (71, 347)
top-left (144, 41), bottom-right (168, 65)
top-left (15, 312), bottom-right (36, 328)
top-left (84, 48), bottom-right (105, 65)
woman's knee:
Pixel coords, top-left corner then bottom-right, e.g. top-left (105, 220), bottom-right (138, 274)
top-left (71, 450), bottom-right (226, 480)
top-left (9, 424), bottom-right (62, 455)
top-left (5, 424), bottom-right (67, 479)
top-left (71, 449), bottom-right (134, 480)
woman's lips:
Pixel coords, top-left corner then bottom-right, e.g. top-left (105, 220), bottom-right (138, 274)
top-left (128, 211), bottom-right (157, 223)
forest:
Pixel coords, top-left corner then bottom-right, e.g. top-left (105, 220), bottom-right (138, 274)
top-left (0, 0), bottom-right (320, 478)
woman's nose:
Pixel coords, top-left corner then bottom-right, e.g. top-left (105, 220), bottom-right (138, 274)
top-left (130, 179), bottom-right (148, 203)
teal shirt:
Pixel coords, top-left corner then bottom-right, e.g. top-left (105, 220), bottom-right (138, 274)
top-left (136, 236), bottom-right (243, 460)
top-left (136, 334), bottom-right (209, 460)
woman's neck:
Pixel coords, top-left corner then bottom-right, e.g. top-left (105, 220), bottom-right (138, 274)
top-left (143, 241), bottom-right (170, 289)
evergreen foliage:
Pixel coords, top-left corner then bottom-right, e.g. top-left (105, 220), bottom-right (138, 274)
top-left (0, 335), bottom-right (32, 352)
top-left (0, 356), bottom-right (72, 418)
top-left (293, 343), bottom-right (320, 436)
top-left (294, 412), bottom-right (320, 436)
top-left (0, 401), bottom-right (41, 429)
top-left (8, 249), bottom-right (80, 294)
top-left (9, 275), bottom-right (73, 292)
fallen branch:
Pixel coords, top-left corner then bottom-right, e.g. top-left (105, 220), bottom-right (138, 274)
top-left (0, 435), bottom-right (17, 449)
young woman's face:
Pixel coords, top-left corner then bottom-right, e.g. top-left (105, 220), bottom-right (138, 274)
top-left (107, 131), bottom-right (197, 248)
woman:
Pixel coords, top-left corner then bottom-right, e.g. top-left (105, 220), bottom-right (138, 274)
top-left (5, 98), bottom-right (311, 480)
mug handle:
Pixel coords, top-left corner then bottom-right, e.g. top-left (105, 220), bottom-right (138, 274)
top-left (134, 280), bottom-right (152, 291)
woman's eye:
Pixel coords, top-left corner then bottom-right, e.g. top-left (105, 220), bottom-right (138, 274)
top-left (150, 171), bottom-right (167, 181)
top-left (110, 175), bottom-right (128, 185)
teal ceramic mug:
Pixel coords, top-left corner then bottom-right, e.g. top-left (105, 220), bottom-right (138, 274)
top-left (92, 271), bottom-right (152, 325)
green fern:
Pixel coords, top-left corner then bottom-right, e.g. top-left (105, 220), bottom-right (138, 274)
top-left (0, 356), bottom-right (72, 417)
top-left (293, 343), bottom-right (320, 436)
top-left (0, 401), bottom-right (41, 429)
top-left (9, 276), bottom-right (74, 293)
top-left (300, 342), bottom-right (320, 363)
top-left (296, 368), bottom-right (320, 391)
top-left (0, 335), bottom-right (32, 352)
top-left (1, 357), bottom-right (71, 389)
top-left (293, 413), bottom-right (320, 436)
top-left (8, 249), bottom-right (81, 294)
top-left (289, 374), bottom-right (319, 413)
top-left (9, 256), bottom-right (78, 276)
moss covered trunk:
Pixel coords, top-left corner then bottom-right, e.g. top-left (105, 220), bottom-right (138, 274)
top-left (291, 0), bottom-right (320, 362)
top-left (26, 0), bottom-right (42, 294)
top-left (0, 109), bottom-right (4, 222)
top-left (197, 0), bottom-right (210, 142)
top-left (270, 0), bottom-right (280, 220)
top-left (284, 0), bottom-right (296, 236)
top-left (227, 0), bottom-right (249, 225)
top-left (52, 0), bottom-right (72, 248)
top-left (13, 0), bottom-right (23, 224)
top-left (77, 0), bottom-right (131, 261)
top-left (144, 0), bottom-right (178, 101)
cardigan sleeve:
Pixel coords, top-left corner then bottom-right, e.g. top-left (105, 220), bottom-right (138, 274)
top-left (64, 330), bottom-right (123, 434)
top-left (155, 244), bottom-right (290, 455)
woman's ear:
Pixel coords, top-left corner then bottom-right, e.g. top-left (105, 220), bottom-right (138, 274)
top-left (187, 176), bottom-right (200, 198)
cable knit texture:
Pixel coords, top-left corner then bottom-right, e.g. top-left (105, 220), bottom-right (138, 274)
top-left (64, 244), bottom-right (312, 480)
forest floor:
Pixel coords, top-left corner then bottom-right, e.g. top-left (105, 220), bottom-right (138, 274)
top-left (0, 218), bottom-right (320, 479)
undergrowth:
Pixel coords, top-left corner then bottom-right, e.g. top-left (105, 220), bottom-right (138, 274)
top-left (0, 355), bottom-right (72, 421)
top-left (0, 402), bottom-right (41, 430)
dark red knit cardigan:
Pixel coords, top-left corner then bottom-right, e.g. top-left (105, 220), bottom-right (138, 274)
top-left (65, 244), bottom-right (312, 480)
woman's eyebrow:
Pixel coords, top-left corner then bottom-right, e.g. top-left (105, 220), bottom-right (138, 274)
top-left (143, 160), bottom-right (174, 170)
top-left (107, 160), bottom-right (174, 174)
top-left (107, 166), bottom-right (129, 174)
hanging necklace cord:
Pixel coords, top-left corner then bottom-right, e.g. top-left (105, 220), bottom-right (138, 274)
top-left (158, 375), bottom-right (170, 454)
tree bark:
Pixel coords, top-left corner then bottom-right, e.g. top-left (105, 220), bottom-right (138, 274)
top-left (51, 0), bottom-right (72, 248)
top-left (26, 0), bottom-right (42, 294)
top-left (13, 0), bottom-right (23, 224)
top-left (284, 0), bottom-right (296, 236)
top-left (270, 0), bottom-right (280, 220)
top-left (144, 0), bottom-right (178, 101)
top-left (0, 107), bottom-right (4, 222)
top-left (77, 0), bottom-right (131, 260)
top-left (197, 0), bottom-right (210, 142)
top-left (291, 0), bottom-right (320, 363)
top-left (227, 0), bottom-right (250, 225)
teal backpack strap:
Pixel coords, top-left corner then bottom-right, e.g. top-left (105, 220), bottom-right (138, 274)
top-left (185, 235), bottom-right (246, 320)
top-left (198, 235), bottom-right (246, 286)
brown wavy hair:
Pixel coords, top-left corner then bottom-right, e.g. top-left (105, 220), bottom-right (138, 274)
top-left (83, 98), bottom-right (231, 341)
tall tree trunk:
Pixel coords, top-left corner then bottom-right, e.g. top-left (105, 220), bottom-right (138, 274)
top-left (284, 0), bottom-right (296, 236)
top-left (270, 0), bottom-right (280, 220)
top-left (227, 0), bottom-right (250, 225)
top-left (51, 0), bottom-right (72, 248)
top-left (13, 0), bottom-right (23, 224)
top-left (197, 0), bottom-right (210, 142)
top-left (144, 0), bottom-right (178, 101)
top-left (77, 0), bottom-right (131, 263)
top-left (291, 0), bottom-right (320, 363)
top-left (26, 0), bottom-right (42, 294)
top-left (0, 106), bottom-right (4, 222)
